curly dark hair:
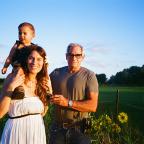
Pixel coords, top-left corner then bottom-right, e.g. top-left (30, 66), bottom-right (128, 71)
top-left (19, 45), bottom-right (50, 106)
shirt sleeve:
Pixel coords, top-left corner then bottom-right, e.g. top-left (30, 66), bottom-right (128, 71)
top-left (86, 72), bottom-right (99, 93)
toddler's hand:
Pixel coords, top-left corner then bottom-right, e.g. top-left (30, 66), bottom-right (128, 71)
top-left (1, 67), bottom-right (7, 74)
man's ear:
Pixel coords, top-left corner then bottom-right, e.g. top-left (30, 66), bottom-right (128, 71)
top-left (82, 54), bottom-right (85, 59)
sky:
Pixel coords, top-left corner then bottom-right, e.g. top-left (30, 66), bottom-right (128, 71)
top-left (0, 0), bottom-right (144, 79)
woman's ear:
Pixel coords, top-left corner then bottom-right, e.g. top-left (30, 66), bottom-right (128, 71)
top-left (66, 53), bottom-right (68, 60)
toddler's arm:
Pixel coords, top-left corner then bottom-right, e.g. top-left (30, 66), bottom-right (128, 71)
top-left (1, 42), bottom-right (18, 74)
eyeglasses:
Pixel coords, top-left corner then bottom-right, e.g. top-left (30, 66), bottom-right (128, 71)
top-left (67, 53), bottom-right (83, 59)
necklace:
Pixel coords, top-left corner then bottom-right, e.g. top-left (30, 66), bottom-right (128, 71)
top-left (27, 81), bottom-right (36, 87)
top-left (24, 81), bottom-right (36, 96)
top-left (24, 79), bottom-right (37, 90)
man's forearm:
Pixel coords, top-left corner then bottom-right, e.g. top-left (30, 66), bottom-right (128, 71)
top-left (72, 99), bottom-right (97, 112)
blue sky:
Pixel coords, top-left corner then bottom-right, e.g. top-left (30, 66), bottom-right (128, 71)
top-left (0, 0), bottom-right (144, 79)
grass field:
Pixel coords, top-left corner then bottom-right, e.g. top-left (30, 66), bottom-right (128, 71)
top-left (97, 86), bottom-right (144, 134)
top-left (0, 85), bottom-right (144, 138)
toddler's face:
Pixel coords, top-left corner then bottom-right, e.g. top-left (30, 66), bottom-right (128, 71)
top-left (18, 26), bottom-right (35, 45)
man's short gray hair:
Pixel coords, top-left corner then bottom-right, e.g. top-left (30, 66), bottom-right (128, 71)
top-left (66, 43), bottom-right (84, 54)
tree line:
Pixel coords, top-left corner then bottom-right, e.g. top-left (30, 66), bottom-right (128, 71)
top-left (96, 65), bottom-right (144, 86)
top-left (0, 65), bottom-right (144, 86)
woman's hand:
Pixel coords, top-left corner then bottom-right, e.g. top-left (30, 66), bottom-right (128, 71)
top-left (3, 68), bottom-right (25, 92)
top-left (0, 68), bottom-right (25, 118)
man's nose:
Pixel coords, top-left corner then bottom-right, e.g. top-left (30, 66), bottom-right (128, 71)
top-left (71, 55), bottom-right (77, 60)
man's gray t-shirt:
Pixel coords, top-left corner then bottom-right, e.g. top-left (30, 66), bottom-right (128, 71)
top-left (50, 66), bottom-right (98, 123)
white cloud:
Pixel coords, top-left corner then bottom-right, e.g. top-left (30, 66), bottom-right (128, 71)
top-left (84, 41), bottom-right (112, 55)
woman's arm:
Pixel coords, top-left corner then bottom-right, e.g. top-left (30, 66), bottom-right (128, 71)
top-left (0, 73), bottom-right (13, 118)
top-left (41, 106), bottom-right (48, 117)
top-left (0, 70), bottom-right (25, 118)
top-left (0, 95), bottom-right (11, 118)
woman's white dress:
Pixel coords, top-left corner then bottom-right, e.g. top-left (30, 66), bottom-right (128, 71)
top-left (0, 96), bottom-right (46, 144)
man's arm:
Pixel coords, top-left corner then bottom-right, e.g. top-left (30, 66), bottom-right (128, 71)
top-left (71, 91), bottom-right (98, 112)
top-left (50, 90), bottom-right (98, 112)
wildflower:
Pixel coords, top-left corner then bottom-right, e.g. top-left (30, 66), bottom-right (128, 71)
top-left (99, 122), bottom-right (103, 126)
top-left (112, 123), bottom-right (121, 133)
top-left (118, 112), bottom-right (128, 123)
top-left (94, 123), bottom-right (101, 130)
top-left (105, 115), bottom-right (112, 124)
top-left (44, 56), bottom-right (48, 65)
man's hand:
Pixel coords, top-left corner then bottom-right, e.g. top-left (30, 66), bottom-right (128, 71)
top-left (50, 95), bottom-right (68, 107)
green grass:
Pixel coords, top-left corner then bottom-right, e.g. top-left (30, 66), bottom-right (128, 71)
top-left (0, 85), bottom-right (144, 138)
top-left (97, 86), bottom-right (144, 134)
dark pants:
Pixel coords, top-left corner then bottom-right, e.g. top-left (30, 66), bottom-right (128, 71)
top-left (49, 124), bottom-right (91, 144)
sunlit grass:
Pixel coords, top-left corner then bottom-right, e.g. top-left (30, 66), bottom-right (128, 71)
top-left (0, 85), bottom-right (144, 142)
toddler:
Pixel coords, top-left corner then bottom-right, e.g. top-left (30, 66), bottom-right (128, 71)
top-left (1, 22), bottom-right (35, 99)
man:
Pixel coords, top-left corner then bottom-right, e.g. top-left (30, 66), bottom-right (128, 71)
top-left (49, 43), bottom-right (99, 144)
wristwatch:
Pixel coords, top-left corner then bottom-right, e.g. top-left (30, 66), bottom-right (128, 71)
top-left (68, 100), bottom-right (73, 107)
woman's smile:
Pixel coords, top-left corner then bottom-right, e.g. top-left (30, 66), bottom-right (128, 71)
top-left (27, 51), bottom-right (44, 74)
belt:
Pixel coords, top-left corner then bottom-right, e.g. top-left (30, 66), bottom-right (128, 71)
top-left (9, 113), bottom-right (40, 119)
top-left (62, 121), bottom-right (81, 129)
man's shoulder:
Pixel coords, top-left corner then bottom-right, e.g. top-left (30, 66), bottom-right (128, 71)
top-left (50, 66), bottom-right (67, 75)
top-left (54, 66), bottom-right (67, 72)
top-left (81, 67), bottom-right (95, 75)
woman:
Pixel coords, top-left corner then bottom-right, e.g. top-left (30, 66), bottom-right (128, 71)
top-left (0, 45), bottom-right (52, 144)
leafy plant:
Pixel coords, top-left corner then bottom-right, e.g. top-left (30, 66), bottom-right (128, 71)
top-left (87, 112), bottom-right (144, 144)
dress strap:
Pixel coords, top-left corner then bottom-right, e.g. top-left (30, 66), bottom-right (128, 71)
top-left (9, 113), bottom-right (40, 119)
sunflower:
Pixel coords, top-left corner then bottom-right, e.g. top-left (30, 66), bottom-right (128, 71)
top-left (118, 112), bottom-right (128, 123)
top-left (112, 123), bottom-right (121, 133)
